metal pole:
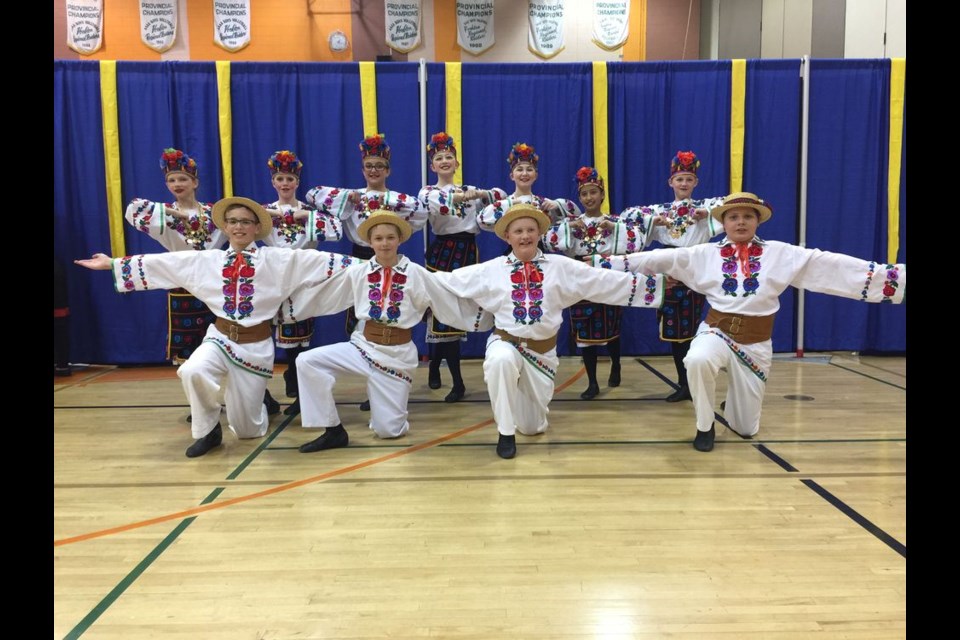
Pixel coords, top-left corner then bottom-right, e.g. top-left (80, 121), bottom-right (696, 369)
top-left (796, 55), bottom-right (811, 358)
top-left (419, 58), bottom-right (428, 257)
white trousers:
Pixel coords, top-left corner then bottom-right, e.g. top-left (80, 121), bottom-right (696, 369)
top-left (483, 336), bottom-right (558, 437)
top-left (297, 340), bottom-right (413, 439)
top-left (684, 325), bottom-right (771, 436)
top-left (177, 340), bottom-right (270, 440)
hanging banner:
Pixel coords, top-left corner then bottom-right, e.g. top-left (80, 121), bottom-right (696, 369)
top-left (139, 0), bottom-right (178, 53)
top-left (592, 0), bottom-right (630, 51)
top-left (456, 0), bottom-right (495, 56)
top-left (528, 0), bottom-right (566, 60)
top-left (213, 0), bottom-right (251, 53)
top-left (385, 0), bottom-right (422, 53)
top-left (65, 0), bottom-right (103, 55)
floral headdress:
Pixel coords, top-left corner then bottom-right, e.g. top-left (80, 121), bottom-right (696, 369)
top-left (576, 166), bottom-right (604, 192)
top-left (160, 148), bottom-right (198, 179)
top-left (507, 142), bottom-right (539, 168)
top-left (670, 150), bottom-right (700, 177)
top-left (267, 150), bottom-right (303, 178)
top-left (360, 134), bottom-right (391, 161)
top-left (427, 132), bottom-right (457, 159)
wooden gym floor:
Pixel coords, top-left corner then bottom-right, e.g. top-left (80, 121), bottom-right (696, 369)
top-left (54, 353), bottom-right (906, 639)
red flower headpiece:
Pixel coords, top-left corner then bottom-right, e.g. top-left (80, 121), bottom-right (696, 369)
top-left (427, 132), bottom-right (457, 159)
top-left (670, 150), bottom-right (700, 177)
top-left (507, 142), bottom-right (539, 168)
top-left (360, 134), bottom-right (391, 161)
top-left (576, 166), bottom-right (604, 192)
top-left (267, 150), bottom-right (303, 178)
top-left (160, 148), bottom-right (198, 179)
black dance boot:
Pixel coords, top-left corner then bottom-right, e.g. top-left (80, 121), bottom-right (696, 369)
top-left (263, 389), bottom-right (281, 415)
top-left (580, 347), bottom-right (600, 400)
top-left (496, 434), bottom-right (517, 459)
top-left (666, 340), bottom-right (692, 402)
top-left (299, 424), bottom-right (349, 453)
top-left (283, 348), bottom-right (303, 398)
top-left (186, 423), bottom-right (222, 458)
top-left (693, 423), bottom-right (715, 452)
top-left (607, 338), bottom-right (622, 387)
top-left (444, 342), bottom-right (466, 402)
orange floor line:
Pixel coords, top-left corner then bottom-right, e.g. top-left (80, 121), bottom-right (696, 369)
top-left (53, 366), bottom-right (585, 547)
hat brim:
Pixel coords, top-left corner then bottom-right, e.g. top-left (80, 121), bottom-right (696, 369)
top-left (493, 206), bottom-right (552, 241)
top-left (212, 197), bottom-right (273, 241)
top-left (711, 201), bottom-right (772, 224)
top-left (357, 212), bottom-right (413, 244)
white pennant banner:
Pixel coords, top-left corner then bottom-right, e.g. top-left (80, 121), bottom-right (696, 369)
top-left (65, 0), bottom-right (103, 55)
top-left (213, 0), bottom-right (251, 53)
top-left (139, 0), bottom-right (178, 53)
top-left (592, 0), bottom-right (630, 51)
top-left (528, 0), bottom-right (566, 60)
top-left (456, 0), bottom-right (495, 56)
top-left (385, 0), bottom-right (422, 53)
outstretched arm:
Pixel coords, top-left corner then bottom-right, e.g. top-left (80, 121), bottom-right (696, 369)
top-left (74, 253), bottom-right (113, 270)
top-left (788, 246), bottom-right (906, 304)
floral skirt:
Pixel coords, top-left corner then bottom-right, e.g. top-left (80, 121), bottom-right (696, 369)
top-left (168, 288), bottom-right (215, 363)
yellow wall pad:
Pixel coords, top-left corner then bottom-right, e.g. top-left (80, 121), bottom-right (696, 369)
top-left (99, 61), bottom-right (125, 257)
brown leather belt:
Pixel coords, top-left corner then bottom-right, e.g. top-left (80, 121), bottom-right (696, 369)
top-left (705, 309), bottom-right (775, 344)
top-left (214, 318), bottom-right (272, 343)
top-left (494, 328), bottom-right (558, 354)
top-left (363, 322), bottom-right (413, 346)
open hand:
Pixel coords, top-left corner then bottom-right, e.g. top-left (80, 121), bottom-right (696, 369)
top-left (74, 253), bottom-right (113, 270)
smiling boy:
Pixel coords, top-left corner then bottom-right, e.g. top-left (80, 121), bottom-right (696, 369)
top-left (591, 192), bottom-right (907, 452)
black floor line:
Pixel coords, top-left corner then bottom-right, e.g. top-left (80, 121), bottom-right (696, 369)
top-left (801, 478), bottom-right (906, 558)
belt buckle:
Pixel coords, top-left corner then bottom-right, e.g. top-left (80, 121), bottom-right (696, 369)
top-left (382, 326), bottom-right (393, 344)
top-left (727, 316), bottom-right (742, 335)
top-left (229, 324), bottom-right (240, 341)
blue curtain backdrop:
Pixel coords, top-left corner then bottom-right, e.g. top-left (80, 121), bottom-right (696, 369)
top-left (460, 63), bottom-right (594, 261)
top-left (743, 59), bottom-right (802, 352)
top-left (114, 62), bottom-right (225, 362)
top-left (806, 59), bottom-right (905, 352)
top-left (53, 60), bottom-right (906, 365)
top-left (423, 63), bottom-right (489, 358)
top-left (452, 63), bottom-right (595, 356)
top-left (607, 61), bottom-right (732, 356)
top-left (54, 61), bottom-right (116, 363)
top-left (229, 62), bottom-right (369, 355)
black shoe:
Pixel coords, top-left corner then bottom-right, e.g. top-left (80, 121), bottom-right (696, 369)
top-left (299, 426), bottom-right (349, 453)
top-left (444, 385), bottom-right (466, 403)
top-left (496, 434), bottom-right (517, 459)
top-left (186, 414), bottom-right (192, 423)
top-left (54, 365), bottom-right (72, 377)
top-left (720, 401), bottom-right (726, 411)
top-left (283, 367), bottom-right (298, 398)
top-left (359, 400), bottom-right (371, 412)
top-left (428, 365), bottom-right (442, 390)
top-left (264, 390), bottom-right (281, 415)
top-left (666, 385), bottom-right (692, 403)
top-left (693, 424), bottom-right (715, 452)
top-left (608, 366), bottom-right (621, 387)
top-left (580, 383), bottom-right (600, 400)
top-left (186, 424), bottom-right (222, 458)
top-left (283, 398), bottom-right (300, 416)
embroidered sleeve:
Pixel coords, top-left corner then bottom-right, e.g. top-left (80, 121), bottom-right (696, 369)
top-left (789, 246), bottom-right (907, 304)
top-left (110, 252), bottom-right (196, 293)
top-left (305, 185), bottom-right (352, 221)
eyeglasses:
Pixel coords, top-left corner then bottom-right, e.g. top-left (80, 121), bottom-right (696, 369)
top-left (224, 218), bottom-right (258, 227)
top-left (363, 163), bottom-right (389, 171)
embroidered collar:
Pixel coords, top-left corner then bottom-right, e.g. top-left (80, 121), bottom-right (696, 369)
top-left (505, 250), bottom-right (548, 265)
top-left (367, 255), bottom-right (410, 273)
top-left (718, 236), bottom-right (766, 247)
top-left (225, 243), bottom-right (259, 257)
